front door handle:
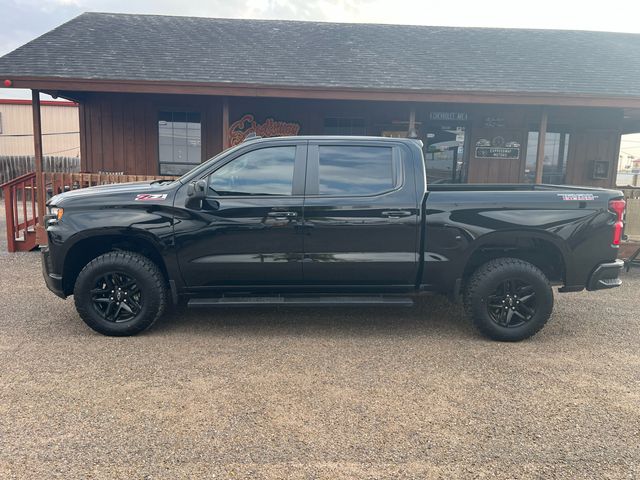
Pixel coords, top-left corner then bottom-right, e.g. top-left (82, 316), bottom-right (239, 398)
top-left (381, 210), bottom-right (412, 218)
top-left (267, 211), bottom-right (298, 219)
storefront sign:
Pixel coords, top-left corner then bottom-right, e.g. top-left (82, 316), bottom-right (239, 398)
top-left (429, 112), bottom-right (468, 122)
top-left (475, 137), bottom-right (521, 159)
top-left (475, 147), bottom-right (521, 159)
top-left (229, 114), bottom-right (300, 146)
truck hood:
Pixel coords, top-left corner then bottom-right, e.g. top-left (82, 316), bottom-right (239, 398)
top-left (48, 181), bottom-right (176, 206)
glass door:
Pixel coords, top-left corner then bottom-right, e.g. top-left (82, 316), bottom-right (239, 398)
top-left (424, 124), bottom-right (467, 183)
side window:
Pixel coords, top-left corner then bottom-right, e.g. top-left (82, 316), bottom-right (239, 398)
top-left (318, 146), bottom-right (396, 196)
top-left (208, 146), bottom-right (296, 196)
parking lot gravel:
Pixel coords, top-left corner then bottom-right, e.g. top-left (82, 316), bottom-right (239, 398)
top-left (0, 203), bottom-right (639, 479)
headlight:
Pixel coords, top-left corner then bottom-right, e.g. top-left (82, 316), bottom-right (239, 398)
top-left (49, 206), bottom-right (64, 221)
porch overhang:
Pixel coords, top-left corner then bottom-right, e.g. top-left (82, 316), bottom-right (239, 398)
top-left (5, 76), bottom-right (640, 110)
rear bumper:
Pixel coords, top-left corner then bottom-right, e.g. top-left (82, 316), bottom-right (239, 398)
top-left (41, 246), bottom-right (66, 299)
top-left (586, 259), bottom-right (624, 291)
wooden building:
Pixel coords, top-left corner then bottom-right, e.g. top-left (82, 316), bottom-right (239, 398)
top-left (2, 13), bottom-right (640, 187)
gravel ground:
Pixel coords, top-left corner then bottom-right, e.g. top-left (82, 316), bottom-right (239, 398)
top-left (0, 202), bottom-right (639, 479)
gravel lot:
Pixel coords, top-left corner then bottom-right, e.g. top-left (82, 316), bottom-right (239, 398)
top-left (0, 201), bottom-right (639, 479)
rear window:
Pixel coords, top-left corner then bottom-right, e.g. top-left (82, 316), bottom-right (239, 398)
top-left (318, 146), bottom-right (395, 196)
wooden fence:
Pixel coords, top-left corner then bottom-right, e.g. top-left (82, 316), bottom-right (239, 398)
top-left (0, 156), bottom-right (80, 197)
top-left (2, 171), bottom-right (178, 252)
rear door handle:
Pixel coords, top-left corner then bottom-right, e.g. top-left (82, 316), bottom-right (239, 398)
top-left (268, 211), bottom-right (298, 218)
top-left (381, 210), bottom-right (412, 218)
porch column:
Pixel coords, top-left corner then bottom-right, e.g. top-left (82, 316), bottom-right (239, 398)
top-left (31, 89), bottom-right (46, 244)
top-left (407, 107), bottom-right (418, 138)
top-left (222, 97), bottom-right (230, 150)
top-left (535, 108), bottom-right (548, 184)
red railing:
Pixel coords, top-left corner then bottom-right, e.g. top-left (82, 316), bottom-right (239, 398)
top-left (1, 172), bottom-right (178, 252)
top-left (1, 172), bottom-right (38, 252)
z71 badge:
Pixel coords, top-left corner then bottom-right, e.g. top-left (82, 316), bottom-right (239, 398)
top-left (135, 193), bottom-right (168, 201)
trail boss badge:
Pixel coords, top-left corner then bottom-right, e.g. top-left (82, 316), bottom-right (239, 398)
top-left (135, 193), bottom-right (168, 201)
top-left (557, 193), bottom-right (598, 201)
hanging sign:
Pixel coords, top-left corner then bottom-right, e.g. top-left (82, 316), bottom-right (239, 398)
top-left (229, 114), bottom-right (300, 146)
top-left (474, 137), bottom-right (521, 159)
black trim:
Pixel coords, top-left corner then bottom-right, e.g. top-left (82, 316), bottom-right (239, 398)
top-left (187, 295), bottom-right (415, 307)
top-left (305, 144), bottom-right (319, 195)
top-left (292, 143), bottom-right (308, 196)
top-left (41, 247), bottom-right (66, 299)
top-left (168, 279), bottom-right (179, 305)
top-left (586, 260), bottom-right (624, 291)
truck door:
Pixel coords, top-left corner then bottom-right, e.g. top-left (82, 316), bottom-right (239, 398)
top-left (301, 141), bottom-right (420, 287)
top-left (175, 142), bottom-right (307, 288)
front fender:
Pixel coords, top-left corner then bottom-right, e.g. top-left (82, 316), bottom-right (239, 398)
top-left (46, 206), bottom-right (181, 291)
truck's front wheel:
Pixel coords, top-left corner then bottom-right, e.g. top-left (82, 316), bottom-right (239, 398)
top-left (464, 258), bottom-right (553, 342)
top-left (73, 251), bottom-right (167, 336)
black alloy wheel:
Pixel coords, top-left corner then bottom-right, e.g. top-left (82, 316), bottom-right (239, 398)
top-left (486, 279), bottom-right (536, 328)
top-left (91, 272), bottom-right (143, 322)
top-left (464, 257), bottom-right (554, 342)
top-left (74, 251), bottom-right (167, 336)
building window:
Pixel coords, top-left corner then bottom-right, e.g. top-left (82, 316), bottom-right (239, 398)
top-left (158, 111), bottom-right (201, 175)
top-left (324, 117), bottom-right (366, 136)
top-left (524, 131), bottom-right (570, 184)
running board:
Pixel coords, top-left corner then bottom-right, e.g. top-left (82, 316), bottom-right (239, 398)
top-left (188, 295), bottom-right (414, 308)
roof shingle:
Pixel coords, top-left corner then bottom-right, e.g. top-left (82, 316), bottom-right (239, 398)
top-left (1, 12), bottom-right (640, 97)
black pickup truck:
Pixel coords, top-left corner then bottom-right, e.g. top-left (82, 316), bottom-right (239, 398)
top-left (42, 136), bottom-right (626, 341)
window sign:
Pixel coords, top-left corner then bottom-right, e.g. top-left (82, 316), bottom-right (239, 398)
top-left (429, 112), bottom-right (468, 122)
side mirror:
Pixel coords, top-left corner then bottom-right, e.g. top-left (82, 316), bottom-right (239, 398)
top-left (187, 179), bottom-right (207, 200)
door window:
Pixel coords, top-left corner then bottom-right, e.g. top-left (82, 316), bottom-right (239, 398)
top-left (208, 146), bottom-right (296, 196)
top-left (317, 146), bottom-right (396, 196)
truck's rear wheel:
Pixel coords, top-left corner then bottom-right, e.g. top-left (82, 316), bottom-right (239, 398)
top-left (74, 251), bottom-right (167, 336)
top-left (464, 258), bottom-right (553, 342)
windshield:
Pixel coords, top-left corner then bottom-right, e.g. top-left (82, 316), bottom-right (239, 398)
top-left (177, 143), bottom-right (247, 183)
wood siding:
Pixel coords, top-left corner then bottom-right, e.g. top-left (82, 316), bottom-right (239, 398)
top-left (466, 106), bottom-right (529, 183)
top-left (80, 93), bottom-right (222, 174)
top-left (77, 92), bottom-right (623, 187)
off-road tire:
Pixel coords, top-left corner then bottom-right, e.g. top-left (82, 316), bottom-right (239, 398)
top-left (74, 251), bottom-right (167, 336)
top-left (464, 257), bottom-right (553, 342)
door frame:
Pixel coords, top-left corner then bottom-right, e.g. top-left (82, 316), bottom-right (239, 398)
top-left (173, 139), bottom-right (309, 292)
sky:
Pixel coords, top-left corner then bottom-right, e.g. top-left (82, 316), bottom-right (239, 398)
top-left (1, 0), bottom-right (640, 155)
